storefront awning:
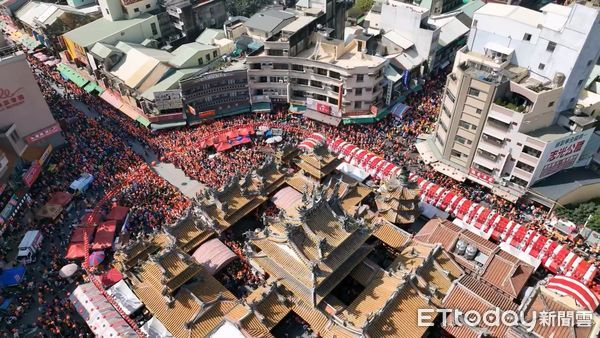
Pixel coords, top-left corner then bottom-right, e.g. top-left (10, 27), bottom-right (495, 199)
top-left (57, 63), bottom-right (89, 88)
top-left (136, 116), bottom-right (151, 127)
top-left (251, 102), bottom-right (271, 112)
top-left (151, 121), bottom-right (186, 130)
top-left (303, 109), bottom-right (341, 126)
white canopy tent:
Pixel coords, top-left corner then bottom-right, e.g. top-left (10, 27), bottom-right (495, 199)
top-left (106, 280), bottom-right (143, 316)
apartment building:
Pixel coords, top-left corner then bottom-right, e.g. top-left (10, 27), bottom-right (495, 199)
top-left (419, 3), bottom-right (600, 202)
top-left (246, 10), bottom-right (387, 125)
top-left (161, 0), bottom-right (227, 44)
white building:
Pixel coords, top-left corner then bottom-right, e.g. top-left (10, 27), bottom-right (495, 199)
top-left (468, 3), bottom-right (600, 114)
top-left (418, 3), bottom-right (600, 203)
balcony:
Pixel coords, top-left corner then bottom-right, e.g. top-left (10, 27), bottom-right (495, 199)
top-left (494, 93), bottom-right (532, 114)
top-left (481, 133), bottom-right (505, 148)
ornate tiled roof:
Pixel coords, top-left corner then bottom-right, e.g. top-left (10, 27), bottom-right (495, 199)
top-left (196, 157), bottom-right (286, 230)
top-left (374, 170), bottom-right (420, 225)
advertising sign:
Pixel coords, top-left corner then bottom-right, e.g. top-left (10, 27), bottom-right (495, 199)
top-left (24, 123), bottom-right (62, 144)
top-left (533, 130), bottom-right (593, 182)
top-left (154, 90), bottom-right (183, 111)
top-left (469, 167), bottom-right (495, 184)
top-left (316, 102), bottom-right (331, 114)
top-left (22, 161), bottom-right (42, 187)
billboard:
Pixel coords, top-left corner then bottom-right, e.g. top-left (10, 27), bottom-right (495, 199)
top-left (153, 90), bottom-right (182, 111)
top-left (531, 128), bottom-right (594, 183)
top-left (0, 54), bottom-right (58, 141)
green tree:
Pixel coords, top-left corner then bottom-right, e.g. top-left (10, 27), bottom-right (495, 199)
top-left (555, 199), bottom-right (600, 232)
top-left (355, 0), bottom-right (375, 12)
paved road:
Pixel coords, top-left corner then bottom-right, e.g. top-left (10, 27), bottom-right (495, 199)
top-left (72, 100), bottom-right (205, 199)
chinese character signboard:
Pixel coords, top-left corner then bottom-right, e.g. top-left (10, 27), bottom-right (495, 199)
top-left (533, 129), bottom-right (593, 182)
top-left (0, 87), bottom-right (25, 112)
top-left (316, 102), bottom-right (331, 114)
top-left (154, 90), bottom-right (183, 111)
top-left (469, 167), bottom-right (495, 184)
top-left (24, 123), bottom-right (62, 144)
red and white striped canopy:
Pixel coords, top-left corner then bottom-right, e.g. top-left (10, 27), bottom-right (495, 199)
top-left (546, 276), bottom-right (600, 311)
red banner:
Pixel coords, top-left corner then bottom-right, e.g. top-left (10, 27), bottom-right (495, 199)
top-left (147, 112), bottom-right (184, 123)
top-left (24, 123), bottom-right (62, 144)
top-left (22, 162), bottom-right (41, 187)
top-left (469, 167), bottom-right (494, 184)
top-left (316, 102), bottom-right (331, 114)
top-left (199, 110), bottom-right (216, 119)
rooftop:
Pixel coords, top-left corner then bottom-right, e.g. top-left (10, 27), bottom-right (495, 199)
top-left (63, 14), bottom-right (155, 48)
top-left (525, 124), bottom-right (571, 142)
top-left (474, 3), bottom-right (543, 27)
top-left (530, 167), bottom-right (600, 203)
top-left (245, 9), bottom-right (296, 34)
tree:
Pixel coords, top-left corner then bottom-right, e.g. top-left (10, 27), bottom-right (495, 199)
top-left (355, 0), bottom-right (375, 12)
top-left (555, 199), bottom-right (600, 232)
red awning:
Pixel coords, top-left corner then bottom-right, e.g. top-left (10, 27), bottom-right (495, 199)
top-left (353, 149), bottom-right (368, 163)
top-left (474, 208), bottom-right (491, 229)
top-left (100, 268), bottom-right (123, 288)
top-left (106, 206), bottom-right (129, 222)
top-left (510, 226), bottom-right (527, 247)
top-left (456, 199), bottom-right (472, 218)
top-left (438, 192), bottom-right (455, 210)
top-left (330, 139), bottom-right (344, 152)
top-left (65, 243), bottom-right (86, 259)
top-left (225, 130), bottom-right (238, 139)
top-left (369, 157), bottom-right (383, 169)
top-left (528, 235), bottom-right (548, 259)
top-left (465, 205), bottom-right (481, 224)
top-left (215, 142), bottom-right (233, 152)
top-left (547, 276), bottom-right (600, 311)
top-left (70, 226), bottom-right (96, 243)
top-left (91, 221), bottom-right (117, 251)
top-left (541, 241), bottom-right (558, 262)
top-left (82, 211), bottom-right (102, 226)
top-left (342, 144), bottom-right (356, 156)
top-left (47, 192), bottom-right (73, 207)
top-left (382, 163), bottom-right (396, 176)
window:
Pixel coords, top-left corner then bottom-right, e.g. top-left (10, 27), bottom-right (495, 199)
top-left (150, 22), bottom-right (158, 35)
top-left (456, 135), bottom-right (472, 145)
top-left (468, 88), bottom-right (480, 96)
top-left (515, 161), bottom-right (534, 173)
top-left (475, 108), bottom-right (482, 115)
top-left (443, 105), bottom-right (451, 118)
top-left (356, 74), bottom-right (364, 82)
top-left (588, 59), bottom-right (594, 67)
top-left (522, 145), bottom-right (541, 158)
top-left (447, 90), bottom-right (456, 103)
top-left (546, 41), bottom-right (556, 53)
top-left (538, 63), bottom-right (545, 70)
top-left (354, 101), bottom-right (361, 109)
top-left (510, 175), bottom-right (528, 187)
top-left (435, 133), bottom-right (445, 146)
top-left (9, 130), bottom-right (19, 143)
top-left (459, 120), bottom-right (476, 131)
top-left (316, 68), bottom-right (327, 75)
top-left (134, 7), bottom-right (140, 12)
top-left (523, 33), bottom-right (532, 41)
top-left (330, 71), bottom-right (341, 79)
top-left (578, 79), bottom-right (584, 87)
top-left (213, 51), bottom-right (218, 58)
top-left (198, 58), bottom-right (204, 65)
top-left (291, 64), bottom-right (304, 71)
top-left (548, 101), bottom-right (554, 107)
top-left (355, 88), bottom-right (363, 96)
top-left (451, 150), bottom-right (466, 158)
top-left (440, 120), bottom-right (448, 132)
top-left (145, 3), bottom-right (151, 8)
top-left (297, 78), bottom-right (308, 85)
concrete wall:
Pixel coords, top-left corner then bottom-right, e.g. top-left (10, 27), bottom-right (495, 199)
top-left (0, 54), bottom-right (59, 147)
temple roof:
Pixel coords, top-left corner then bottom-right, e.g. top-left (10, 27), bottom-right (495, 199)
top-left (251, 188), bottom-right (376, 305)
top-left (296, 145), bottom-right (343, 179)
top-left (196, 157), bottom-right (286, 230)
top-left (375, 175), bottom-right (420, 225)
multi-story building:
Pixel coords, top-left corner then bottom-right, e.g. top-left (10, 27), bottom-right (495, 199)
top-left (180, 67), bottom-right (250, 124)
top-left (295, 0), bottom-right (347, 39)
top-left (0, 50), bottom-right (64, 152)
top-left (246, 9), bottom-right (387, 125)
top-left (161, 0), bottom-right (227, 44)
top-left (419, 3), bottom-right (600, 202)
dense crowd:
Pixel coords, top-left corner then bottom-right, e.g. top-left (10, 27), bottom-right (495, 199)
top-left (218, 238), bottom-right (266, 298)
top-left (0, 50), bottom-right (190, 336)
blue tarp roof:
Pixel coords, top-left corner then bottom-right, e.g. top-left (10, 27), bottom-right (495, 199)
top-left (0, 266), bottom-right (25, 287)
top-left (391, 102), bottom-right (410, 118)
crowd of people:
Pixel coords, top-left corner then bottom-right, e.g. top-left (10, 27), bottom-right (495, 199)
top-left (218, 238), bottom-right (266, 298)
top-left (0, 35), bottom-right (592, 335)
top-left (0, 49), bottom-right (192, 335)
